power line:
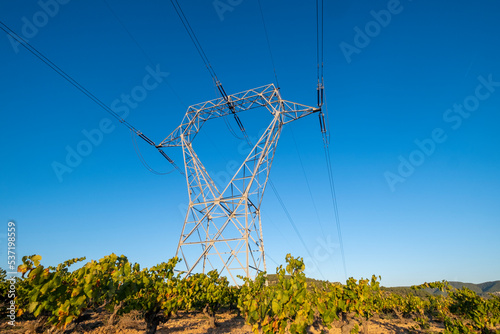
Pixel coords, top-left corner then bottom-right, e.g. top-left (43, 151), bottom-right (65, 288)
top-left (237, 130), bottom-right (328, 279)
top-left (290, 126), bottom-right (327, 237)
top-left (257, 0), bottom-right (280, 89)
top-left (321, 102), bottom-right (347, 281)
top-left (268, 180), bottom-right (326, 280)
top-left (255, 1), bottom-right (331, 264)
top-left (169, 0), bottom-right (249, 141)
top-left (102, 0), bottom-right (155, 67)
top-left (101, 0), bottom-right (186, 175)
top-left (316, 0), bottom-right (325, 109)
top-left (102, 0), bottom-right (187, 108)
top-left (227, 124), bottom-right (327, 280)
top-left (314, 0), bottom-right (347, 280)
top-left (255, 1), bottom-right (328, 278)
top-left (234, 115), bottom-right (328, 278)
top-left (212, 80), bottom-right (246, 141)
top-left (130, 129), bottom-right (176, 175)
top-left (234, 121), bottom-right (327, 279)
top-left (0, 20), bottom-right (183, 175)
top-left (254, 1), bottom-right (329, 278)
top-left (316, 0), bottom-right (324, 83)
top-left (322, 138), bottom-right (347, 280)
top-left (169, 0), bottom-right (218, 83)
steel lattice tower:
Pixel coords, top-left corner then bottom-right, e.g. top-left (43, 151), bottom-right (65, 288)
top-left (158, 84), bottom-right (320, 284)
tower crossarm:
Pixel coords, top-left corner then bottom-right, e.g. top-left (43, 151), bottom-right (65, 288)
top-left (157, 84), bottom-right (293, 147)
top-left (278, 100), bottom-right (321, 124)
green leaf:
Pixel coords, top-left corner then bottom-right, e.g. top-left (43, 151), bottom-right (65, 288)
top-left (40, 282), bottom-right (51, 295)
top-left (33, 304), bottom-right (43, 317)
top-left (28, 302), bottom-right (39, 313)
top-left (32, 255), bottom-right (42, 266)
top-left (65, 315), bottom-right (75, 325)
top-left (272, 300), bottom-right (279, 314)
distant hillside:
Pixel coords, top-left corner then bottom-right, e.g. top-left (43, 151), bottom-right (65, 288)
top-left (447, 280), bottom-right (500, 296)
top-left (383, 280), bottom-right (500, 297)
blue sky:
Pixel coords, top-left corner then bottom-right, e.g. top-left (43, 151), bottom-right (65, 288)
top-left (1, 0), bottom-right (499, 287)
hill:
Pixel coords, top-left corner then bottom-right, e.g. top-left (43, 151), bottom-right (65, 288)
top-left (384, 280), bottom-right (500, 297)
top-left (448, 280), bottom-right (500, 296)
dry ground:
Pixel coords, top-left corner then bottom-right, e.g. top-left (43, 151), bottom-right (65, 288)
top-left (2, 309), bottom-right (446, 334)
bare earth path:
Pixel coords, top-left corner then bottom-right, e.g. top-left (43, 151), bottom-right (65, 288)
top-left (2, 309), bottom-right (448, 334)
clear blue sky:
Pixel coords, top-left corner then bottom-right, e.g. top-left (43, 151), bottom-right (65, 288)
top-left (1, 0), bottom-right (499, 287)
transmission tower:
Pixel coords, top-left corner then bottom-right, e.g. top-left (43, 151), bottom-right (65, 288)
top-left (158, 84), bottom-right (320, 284)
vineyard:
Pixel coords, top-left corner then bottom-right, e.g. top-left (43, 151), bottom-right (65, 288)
top-left (1, 254), bottom-right (499, 334)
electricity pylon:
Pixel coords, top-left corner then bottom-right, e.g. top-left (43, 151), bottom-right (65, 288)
top-left (158, 84), bottom-right (320, 284)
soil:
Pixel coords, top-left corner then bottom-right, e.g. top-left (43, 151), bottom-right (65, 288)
top-left (1, 309), bottom-right (447, 334)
